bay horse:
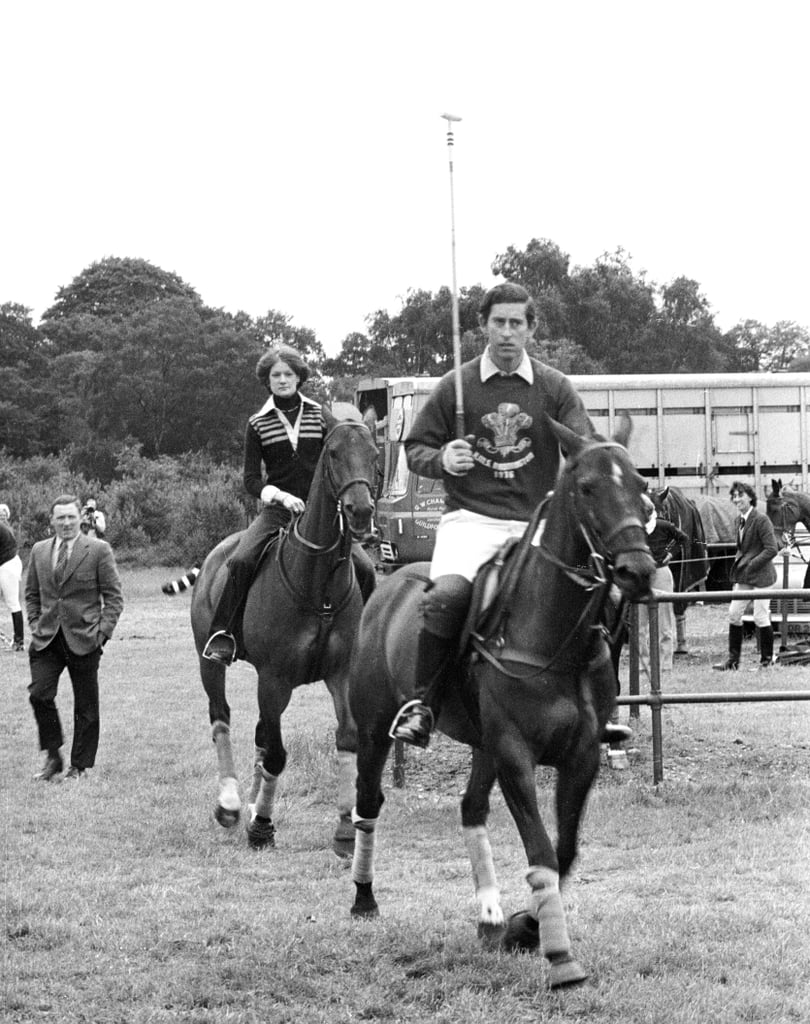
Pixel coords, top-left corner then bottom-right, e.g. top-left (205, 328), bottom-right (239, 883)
top-left (190, 421), bottom-right (378, 854)
top-left (766, 479), bottom-right (810, 587)
top-left (348, 417), bottom-right (655, 989)
top-left (648, 485), bottom-right (709, 654)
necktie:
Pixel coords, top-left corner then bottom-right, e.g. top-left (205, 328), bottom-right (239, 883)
top-left (55, 540), bottom-right (68, 584)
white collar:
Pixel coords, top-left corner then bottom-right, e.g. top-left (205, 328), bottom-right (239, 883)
top-left (255, 392), bottom-right (318, 417)
top-left (480, 348), bottom-right (534, 384)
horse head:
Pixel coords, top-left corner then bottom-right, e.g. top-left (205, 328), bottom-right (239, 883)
top-left (322, 421), bottom-right (379, 540)
top-left (548, 415), bottom-right (655, 602)
top-left (765, 478), bottom-right (798, 543)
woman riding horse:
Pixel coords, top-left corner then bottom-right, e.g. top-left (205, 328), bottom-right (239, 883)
top-left (203, 345), bottom-right (375, 665)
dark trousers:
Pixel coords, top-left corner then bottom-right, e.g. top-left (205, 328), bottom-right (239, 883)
top-left (29, 631), bottom-right (102, 769)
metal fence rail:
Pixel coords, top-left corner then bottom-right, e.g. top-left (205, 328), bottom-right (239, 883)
top-left (620, 573), bottom-right (810, 784)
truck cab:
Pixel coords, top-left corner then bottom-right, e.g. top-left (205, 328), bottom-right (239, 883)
top-left (356, 377), bottom-right (443, 569)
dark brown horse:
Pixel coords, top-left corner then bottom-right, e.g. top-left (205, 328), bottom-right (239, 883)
top-left (348, 417), bottom-right (655, 989)
top-left (766, 478), bottom-right (810, 587)
top-left (191, 421), bottom-right (378, 854)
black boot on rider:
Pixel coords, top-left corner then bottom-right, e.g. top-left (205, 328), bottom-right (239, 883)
top-left (389, 628), bottom-right (456, 748)
top-left (713, 623), bottom-right (743, 671)
top-left (758, 625), bottom-right (775, 668)
top-left (389, 573), bottom-right (471, 749)
top-left (203, 568), bottom-right (245, 665)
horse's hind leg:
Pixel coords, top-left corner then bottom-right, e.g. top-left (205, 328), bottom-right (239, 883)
top-left (460, 748), bottom-right (505, 946)
top-left (201, 658), bottom-right (241, 828)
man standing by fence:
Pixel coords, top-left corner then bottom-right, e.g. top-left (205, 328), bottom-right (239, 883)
top-left (26, 494), bottom-right (124, 781)
top-left (713, 481), bottom-right (777, 671)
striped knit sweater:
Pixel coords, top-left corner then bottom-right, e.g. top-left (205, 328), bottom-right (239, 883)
top-left (244, 394), bottom-right (336, 501)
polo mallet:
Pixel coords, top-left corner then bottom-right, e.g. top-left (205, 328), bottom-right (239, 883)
top-left (441, 112), bottom-right (465, 440)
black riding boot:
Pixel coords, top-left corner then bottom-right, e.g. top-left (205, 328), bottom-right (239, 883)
top-left (12, 610), bottom-right (24, 651)
top-left (758, 625), bottom-right (774, 668)
top-left (389, 629), bottom-right (456, 748)
top-left (713, 624), bottom-right (743, 671)
top-left (203, 567), bottom-right (248, 665)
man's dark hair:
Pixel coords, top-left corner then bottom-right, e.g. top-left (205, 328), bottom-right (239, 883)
top-left (730, 481), bottom-right (757, 506)
top-left (255, 346), bottom-right (311, 390)
top-left (478, 282), bottom-right (537, 327)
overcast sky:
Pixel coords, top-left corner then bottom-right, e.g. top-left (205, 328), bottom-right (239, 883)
top-left (3, 2), bottom-right (808, 355)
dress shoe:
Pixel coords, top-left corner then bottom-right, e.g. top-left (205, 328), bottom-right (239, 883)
top-left (712, 658), bottom-right (739, 671)
top-left (33, 754), bottom-right (63, 782)
top-left (202, 631), bottom-right (236, 665)
top-left (64, 766), bottom-right (85, 780)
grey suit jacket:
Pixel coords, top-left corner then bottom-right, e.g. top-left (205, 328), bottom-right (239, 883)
top-left (25, 533), bottom-right (124, 655)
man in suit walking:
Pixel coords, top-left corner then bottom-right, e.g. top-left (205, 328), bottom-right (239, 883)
top-left (713, 481), bottom-right (777, 671)
top-left (26, 494), bottom-right (124, 781)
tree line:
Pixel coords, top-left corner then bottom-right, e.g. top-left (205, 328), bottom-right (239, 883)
top-left (2, 244), bottom-right (809, 483)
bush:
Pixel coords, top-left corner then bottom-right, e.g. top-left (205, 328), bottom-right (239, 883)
top-left (0, 445), bottom-right (251, 565)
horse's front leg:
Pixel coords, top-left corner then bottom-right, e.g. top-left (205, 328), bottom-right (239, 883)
top-left (324, 662), bottom-right (359, 859)
top-left (492, 730), bottom-right (588, 989)
top-left (460, 748), bottom-right (504, 946)
top-left (247, 670), bottom-right (293, 850)
top-left (200, 657), bottom-right (241, 828)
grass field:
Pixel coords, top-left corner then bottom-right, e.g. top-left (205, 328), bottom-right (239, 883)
top-left (2, 568), bottom-right (810, 1023)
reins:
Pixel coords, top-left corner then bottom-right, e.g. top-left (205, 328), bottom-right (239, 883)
top-left (469, 438), bottom-right (645, 681)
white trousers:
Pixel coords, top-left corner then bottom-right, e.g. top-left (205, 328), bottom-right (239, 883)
top-left (637, 565), bottom-right (674, 685)
top-left (0, 554), bottom-right (22, 613)
top-left (430, 509), bottom-right (528, 582)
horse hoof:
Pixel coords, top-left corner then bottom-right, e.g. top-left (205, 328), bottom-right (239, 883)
top-left (350, 899), bottom-right (379, 919)
top-left (247, 817), bottom-right (276, 849)
top-left (477, 921), bottom-right (506, 951)
top-left (500, 911), bottom-right (539, 953)
top-left (332, 814), bottom-right (355, 860)
top-left (547, 955), bottom-right (588, 989)
top-left (214, 804), bottom-right (240, 828)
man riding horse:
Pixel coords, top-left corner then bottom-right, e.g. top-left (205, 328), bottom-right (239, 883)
top-left (389, 281), bottom-right (632, 750)
top-left (203, 345), bottom-right (376, 666)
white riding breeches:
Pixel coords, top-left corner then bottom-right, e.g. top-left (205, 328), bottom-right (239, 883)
top-left (0, 554), bottom-right (22, 613)
top-left (430, 509), bottom-right (528, 582)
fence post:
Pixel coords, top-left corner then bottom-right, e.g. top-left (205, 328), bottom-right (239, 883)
top-left (648, 598), bottom-right (664, 785)
top-left (628, 602), bottom-right (640, 720)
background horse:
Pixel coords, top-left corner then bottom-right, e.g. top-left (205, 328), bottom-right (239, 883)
top-left (190, 421), bottom-right (378, 854)
top-left (766, 478), bottom-right (810, 587)
top-left (648, 485), bottom-right (710, 654)
top-left (348, 417), bottom-right (655, 989)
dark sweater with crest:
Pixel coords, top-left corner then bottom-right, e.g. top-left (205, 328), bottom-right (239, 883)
top-left (405, 355), bottom-right (593, 521)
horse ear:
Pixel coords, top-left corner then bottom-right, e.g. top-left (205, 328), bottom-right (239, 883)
top-left (612, 411), bottom-right (633, 449)
top-left (660, 485), bottom-right (670, 501)
top-left (546, 415), bottom-right (586, 459)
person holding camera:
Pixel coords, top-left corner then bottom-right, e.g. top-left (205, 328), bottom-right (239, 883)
top-left (80, 498), bottom-right (106, 539)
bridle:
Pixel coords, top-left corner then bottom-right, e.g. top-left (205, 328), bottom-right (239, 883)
top-left (471, 440), bottom-right (648, 679)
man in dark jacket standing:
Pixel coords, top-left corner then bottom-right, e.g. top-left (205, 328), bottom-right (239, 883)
top-left (26, 494), bottom-right (124, 781)
top-left (713, 481), bottom-right (777, 671)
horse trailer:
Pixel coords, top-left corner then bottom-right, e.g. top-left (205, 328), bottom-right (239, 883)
top-left (356, 372), bottom-right (810, 571)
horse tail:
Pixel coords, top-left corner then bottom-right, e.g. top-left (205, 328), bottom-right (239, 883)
top-left (162, 565), bottom-right (201, 596)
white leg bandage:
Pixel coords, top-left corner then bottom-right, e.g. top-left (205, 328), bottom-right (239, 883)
top-left (464, 826), bottom-right (503, 926)
top-left (253, 769), bottom-right (278, 820)
top-left (527, 866), bottom-right (570, 958)
top-left (351, 809), bottom-right (377, 883)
